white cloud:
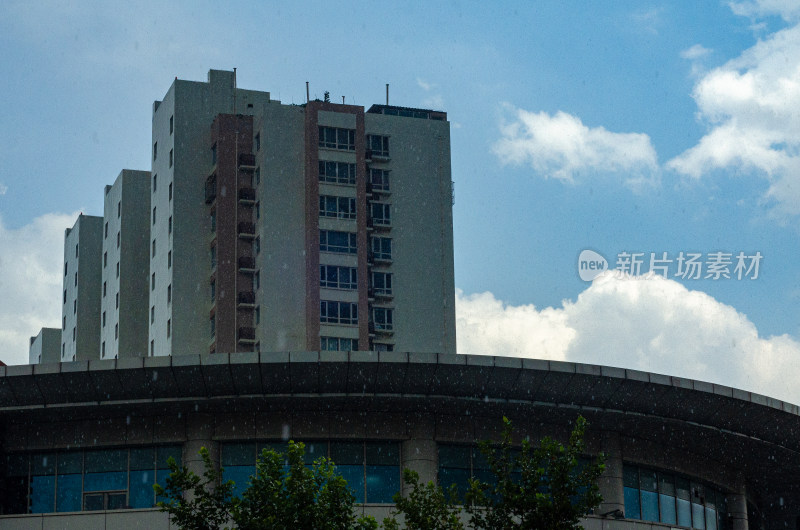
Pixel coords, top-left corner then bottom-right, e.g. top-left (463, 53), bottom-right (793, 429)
top-left (667, 20), bottom-right (800, 218)
top-left (729, 0), bottom-right (800, 21)
top-left (0, 211), bottom-right (79, 365)
top-left (0, 183), bottom-right (7, 195)
top-left (493, 106), bottom-right (659, 189)
top-left (416, 78), bottom-right (435, 91)
top-left (680, 44), bottom-right (712, 60)
top-left (457, 275), bottom-right (800, 405)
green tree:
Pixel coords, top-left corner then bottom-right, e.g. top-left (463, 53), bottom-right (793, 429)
top-left (382, 469), bottom-right (465, 530)
top-left (154, 441), bottom-right (378, 530)
top-left (465, 415), bottom-right (605, 530)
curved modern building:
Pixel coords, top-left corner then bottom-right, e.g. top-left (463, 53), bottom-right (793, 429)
top-left (1, 351), bottom-right (798, 529)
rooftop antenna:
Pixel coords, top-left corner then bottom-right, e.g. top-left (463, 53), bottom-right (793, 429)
top-left (342, 96), bottom-right (345, 104)
top-left (233, 67), bottom-right (237, 114)
top-left (306, 82), bottom-right (310, 103)
top-left (386, 83), bottom-right (389, 105)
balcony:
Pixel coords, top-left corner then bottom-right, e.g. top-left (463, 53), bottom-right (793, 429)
top-left (205, 176), bottom-right (217, 204)
top-left (238, 153), bottom-right (256, 169)
top-left (237, 291), bottom-right (256, 308)
top-left (238, 187), bottom-right (256, 204)
top-left (238, 222), bottom-right (256, 239)
top-left (238, 256), bottom-right (256, 272)
top-left (238, 326), bottom-right (256, 344)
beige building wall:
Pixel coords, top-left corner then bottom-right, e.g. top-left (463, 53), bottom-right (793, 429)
top-left (28, 328), bottom-right (60, 364)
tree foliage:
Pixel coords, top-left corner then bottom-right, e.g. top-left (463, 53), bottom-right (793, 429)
top-left (464, 415), bottom-right (605, 530)
top-left (154, 441), bottom-right (378, 530)
top-left (382, 469), bottom-right (465, 530)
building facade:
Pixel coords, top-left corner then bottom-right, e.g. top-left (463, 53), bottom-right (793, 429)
top-left (27, 328), bottom-right (59, 365)
top-left (100, 170), bottom-right (151, 360)
top-left (60, 214), bottom-right (103, 362)
top-left (0, 353), bottom-right (797, 528)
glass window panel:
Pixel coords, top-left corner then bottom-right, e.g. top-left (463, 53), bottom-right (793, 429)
top-left (706, 508), bottom-right (718, 530)
top-left (84, 493), bottom-right (104, 511)
top-left (222, 443), bottom-right (256, 466)
top-left (30, 475), bottom-right (56, 513)
top-left (677, 476), bottom-right (691, 499)
top-left (108, 492), bottom-right (127, 510)
top-left (677, 498), bottom-right (692, 526)
top-left (623, 465), bottom-right (639, 488)
top-left (303, 442), bottom-right (327, 464)
top-left (366, 465), bottom-right (399, 503)
top-left (130, 447), bottom-right (155, 471)
top-left (84, 471), bottom-right (126, 492)
top-left (365, 443), bottom-right (399, 466)
top-left (85, 449), bottom-right (126, 473)
top-left (130, 469), bottom-right (155, 508)
top-left (223, 465), bottom-right (255, 498)
top-left (32, 453), bottom-right (56, 475)
top-left (472, 449), bottom-right (491, 471)
top-left (5, 475), bottom-right (28, 514)
top-left (58, 452), bottom-right (82, 474)
top-left (640, 469), bottom-right (657, 492)
top-left (658, 472), bottom-right (675, 496)
top-left (641, 490), bottom-right (659, 522)
top-left (330, 442), bottom-right (363, 465)
top-left (438, 446), bottom-right (471, 469)
top-left (692, 502), bottom-right (706, 529)
top-left (624, 487), bottom-right (641, 519)
top-left (156, 445), bottom-right (183, 468)
top-left (438, 467), bottom-right (470, 501)
top-left (659, 494), bottom-right (677, 524)
top-left (56, 473), bottom-right (82, 512)
top-left (7, 454), bottom-right (29, 477)
top-left (337, 465), bottom-right (365, 503)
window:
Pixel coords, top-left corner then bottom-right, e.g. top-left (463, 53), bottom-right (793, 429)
top-left (318, 126), bottom-right (355, 150)
top-left (150, 306), bottom-right (154, 324)
top-left (438, 445), bottom-right (495, 500)
top-left (73, 300), bottom-right (76, 314)
top-left (72, 327), bottom-right (76, 341)
top-left (152, 240), bottom-right (156, 257)
top-left (101, 342), bottom-right (105, 357)
top-left (210, 314), bottom-right (215, 338)
top-left (371, 307), bottom-right (393, 331)
top-left (369, 169), bottom-right (390, 191)
top-left (150, 340), bottom-right (154, 355)
top-left (116, 232), bottom-right (120, 248)
top-left (169, 115), bottom-right (173, 134)
top-left (372, 342), bottom-right (394, 352)
top-left (153, 141), bottom-right (157, 160)
top-left (104, 252), bottom-right (107, 267)
top-left (167, 319), bottom-right (171, 338)
top-left (114, 323), bottom-right (118, 339)
top-left (210, 280), bottom-right (216, 302)
top-left (255, 237), bottom-right (260, 255)
top-left (117, 202), bottom-right (120, 218)
top-left (64, 261), bottom-right (68, 276)
top-left (152, 206), bottom-right (156, 225)
top-left (624, 464), bottom-right (726, 529)
top-left (168, 182), bottom-right (173, 201)
top-left (318, 161), bottom-right (356, 185)
top-left (255, 167), bottom-right (260, 185)
top-left (367, 134), bottom-right (390, 157)
top-left (371, 237), bottom-right (392, 260)
top-left (153, 174), bottom-right (157, 192)
top-left (254, 271), bottom-right (260, 290)
top-left (4, 445), bottom-right (181, 514)
top-left (116, 262), bottom-right (119, 278)
top-left (370, 202), bottom-right (391, 226)
top-left (151, 273), bottom-right (155, 291)
top-left (210, 209), bottom-right (216, 232)
top-left (168, 251), bottom-right (172, 268)
top-left (211, 246), bottom-right (217, 269)
top-left (168, 216), bottom-right (172, 234)
top-left (169, 148), bottom-right (173, 168)
top-left (320, 265), bottom-right (357, 290)
top-left (321, 337), bottom-right (358, 351)
top-left (254, 132), bottom-right (260, 151)
top-left (255, 306), bottom-right (260, 325)
top-left (211, 143), bottom-right (217, 164)
top-left (319, 195), bottom-right (357, 219)
top-left (74, 272), bottom-right (77, 286)
top-left (320, 230), bottom-right (357, 254)
top-left (75, 244), bottom-right (78, 258)
top-left (63, 289), bottom-right (67, 304)
top-left (62, 316), bottom-right (66, 330)
top-left (255, 202), bottom-right (260, 219)
top-left (167, 284), bottom-right (171, 304)
top-left (371, 272), bottom-right (393, 295)
top-left (103, 281), bottom-right (107, 297)
top-left (102, 312), bottom-right (106, 327)
top-left (104, 222), bottom-right (108, 238)
top-left (320, 300), bottom-right (358, 325)
top-left (115, 293), bottom-right (119, 309)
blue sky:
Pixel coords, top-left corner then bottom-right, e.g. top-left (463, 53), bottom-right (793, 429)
top-left (1, 1), bottom-right (799, 402)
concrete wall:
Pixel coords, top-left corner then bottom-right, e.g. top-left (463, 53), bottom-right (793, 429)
top-left (27, 328), bottom-right (60, 365)
top-left (61, 215), bottom-right (103, 362)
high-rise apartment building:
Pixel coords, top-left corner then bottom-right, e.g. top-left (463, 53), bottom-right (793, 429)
top-left (60, 214), bottom-right (103, 361)
top-left (151, 69), bottom-right (456, 356)
top-left (28, 328), bottom-right (60, 364)
top-left (99, 170), bottom-right (151, 359)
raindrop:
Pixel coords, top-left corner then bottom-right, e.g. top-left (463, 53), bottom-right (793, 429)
top-left (282, 424), bottom-right (290, 440)
top-left (152, 372), bottom-right (158, 382)
top-left (126, 415), bottom-right (131, 425)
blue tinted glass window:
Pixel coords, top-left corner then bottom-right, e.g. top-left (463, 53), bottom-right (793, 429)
top-left (303, 442), bottom-right (328, 464)
top-left (659, 494), bottom-right (677, 524)
top-left (677, 498), bottom-right (692, 526)
top-left (338, 465), bottom-right (365, 503)
top-left (641, 490), bottom-right (659, 521)
top-left (439, 467), bottom-right (471, 501)
top-left (222, 443), bottom-right (256, 467)
top-left (224, 466), bottom-right (255, 498)
top-left (130, 469), bottom-right (155, 508)
top-left (692, 502), bottom-right (706, 529)
top-left (706, 508), bottom-right (718, 530)
top-left (366, 465), bottom-right (400, 503)
top-left (624, 487), bottom-right (641, 519)
top-left (30, 475), bottom-right (56, 513)
top-left (56, 474), bottom-right (82, 512)
top-left (157, 446), bottom-right (182, 468)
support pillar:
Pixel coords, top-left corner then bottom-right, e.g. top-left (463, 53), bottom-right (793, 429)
top-left (401, 438), bottom-right (438, 496)
top-left (598, 431), bottom-right (625, 516)
top-left (184, 413), bottom-right (218, 498)
top-left (726, 479), bottom-right (748, 530)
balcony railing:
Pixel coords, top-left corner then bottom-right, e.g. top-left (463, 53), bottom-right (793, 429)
top-left (238, 326), bottom-right (256, 343)
top-left (238, 256), bottom-right (256, 271)
top-left (238, 291), bottom-right (256, 307)
top-left (205, 176), bottom-right (217, 204)
top-left (238, 222), bottom-right (256, 238)
top-left (238, 153), bottom-right (256, 169)
top-left (238, 187), bottom-right (256, 203)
